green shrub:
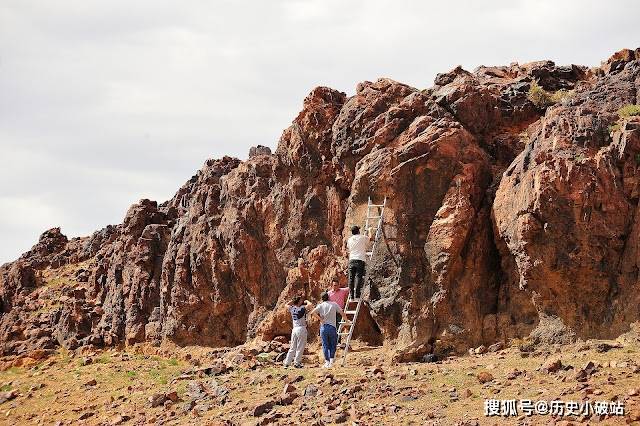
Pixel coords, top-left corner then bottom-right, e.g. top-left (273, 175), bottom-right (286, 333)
top-left (550, 89), bottom-right (575, 104)
top-left (528, 80), bottom-right (553, 108)
top-left (608, 104), bottom-right (640, 134)
top-left (528, 81), bottom-right (574, 109)
top-left (618, 104), bottom-right (640, 118)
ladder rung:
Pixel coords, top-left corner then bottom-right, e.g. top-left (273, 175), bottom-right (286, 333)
top-left (339, 331), bottom-right (350, 335)
top-left (345, 310), bottom-right (357, 315)
top-left (368, 204), bottom-right (385, 207)
top-left (367, 216), bottom-right (381, 219)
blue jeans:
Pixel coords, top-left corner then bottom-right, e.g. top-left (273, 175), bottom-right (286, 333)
top-left (320, 324), bottom-right (338, 361)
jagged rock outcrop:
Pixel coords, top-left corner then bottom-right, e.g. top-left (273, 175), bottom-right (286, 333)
top-left (1, 48), bottom-right (639, 361)
top-left (494, 48), bottom-right (640, 342)
top-left (248, 145), bottom-right (272, 158)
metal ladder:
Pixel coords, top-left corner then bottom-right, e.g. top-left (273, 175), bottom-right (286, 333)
top-left (338, 196), bottom-right (387, 366)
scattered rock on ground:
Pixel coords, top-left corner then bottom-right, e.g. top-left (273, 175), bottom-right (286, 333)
top-left (542, 359), bottom-right (563, 373)
top-left (0, 390), bottom-right (17, 404)
top-left (252, 401), bottom-right (275, 417)
top-left (474, 345), bottom-right (486, 355)
top-left (149, 393), bottom-right (167, 408)
top-left (477, 372), bottom-right (494, 384)
top-left (487, 342), bottom-right (504, 353)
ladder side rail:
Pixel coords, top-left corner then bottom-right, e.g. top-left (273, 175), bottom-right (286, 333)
top-left (363, 213), bottom-right (371, 236)
top-left (374, 198), bottom-right (386, 243)
top-left (337, 293), bottom-right (351, 335)
top-left (369, 215), bottom-right (383, 259)
top-left (341, 319), bottom-right (356, 365)
top-left (368, 198), bottom-right (385, 261)
top-left (363, 197), bottom-right (373, 234)
top-left (341, 297), bottom-right (363, 366)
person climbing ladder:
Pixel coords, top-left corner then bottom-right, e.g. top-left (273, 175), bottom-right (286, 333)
top-left (339, 196), bottom-right (386, 366)
top-left (345, 225), bottom-right (371, 300)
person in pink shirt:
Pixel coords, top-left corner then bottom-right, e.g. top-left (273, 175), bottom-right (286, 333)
top-left (328, 278), bottom-right (349, 342)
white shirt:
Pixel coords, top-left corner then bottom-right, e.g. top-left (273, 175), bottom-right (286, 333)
top-left (347, 234), bottom-right (369, 261)
top-left (311, 301), bottom-right (343, 328)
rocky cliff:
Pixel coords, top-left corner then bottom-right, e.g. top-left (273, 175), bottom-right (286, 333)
top-left (2, 48), bottom-right (640, 362)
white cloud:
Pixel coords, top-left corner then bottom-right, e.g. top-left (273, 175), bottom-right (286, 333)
top-left (0, 0), bottom-right (639, 263)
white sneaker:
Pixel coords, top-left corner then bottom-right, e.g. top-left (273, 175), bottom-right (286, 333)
top-left (322, 361), bottom-right (329, 368)
top-left (328, 358), bottom-right (335, 368)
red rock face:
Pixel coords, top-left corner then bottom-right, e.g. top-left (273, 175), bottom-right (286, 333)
top-left (493, 48), bottom-right (640, 343)
top-left (1, 48), bottom-right (639, 360)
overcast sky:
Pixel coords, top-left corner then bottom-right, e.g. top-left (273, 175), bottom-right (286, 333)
top-left (1, 0), bottom-right (638, 264)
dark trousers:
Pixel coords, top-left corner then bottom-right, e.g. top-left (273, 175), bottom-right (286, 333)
top-left (348, 259), bottom-right (366, 298)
